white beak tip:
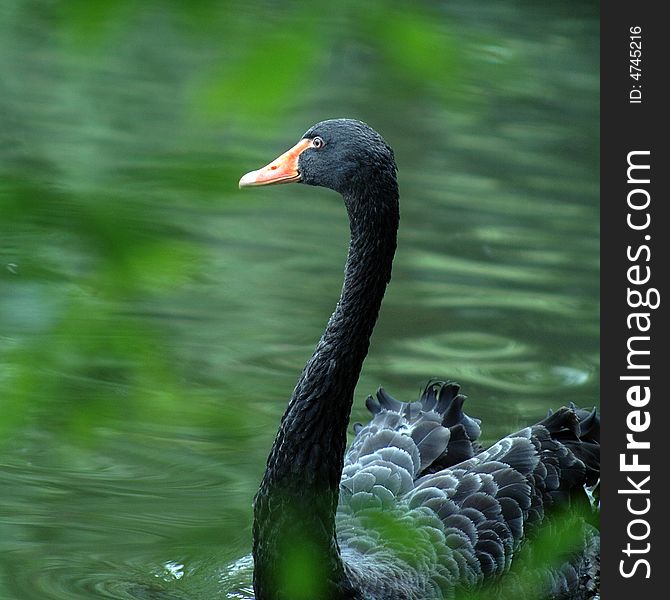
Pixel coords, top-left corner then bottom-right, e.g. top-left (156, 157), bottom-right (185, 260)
top-left (238, 170), bottom-right (260, 189)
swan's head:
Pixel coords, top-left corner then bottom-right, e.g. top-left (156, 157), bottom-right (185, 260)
top-left (239, 119), bottom-right (397, 197)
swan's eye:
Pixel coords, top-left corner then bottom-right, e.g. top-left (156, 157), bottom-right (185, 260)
top-left (312, 136), bottom-right (324, 149)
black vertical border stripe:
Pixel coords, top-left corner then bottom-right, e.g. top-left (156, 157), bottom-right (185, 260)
top-left (601, 2), bottom-right (668, 599)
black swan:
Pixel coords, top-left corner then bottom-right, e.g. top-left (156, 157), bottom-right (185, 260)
top-left (237, 119), bottom-right (600, 600)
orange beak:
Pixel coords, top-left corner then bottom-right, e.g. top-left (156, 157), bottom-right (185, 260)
top-left (239, 138), bottom-right (312, 188)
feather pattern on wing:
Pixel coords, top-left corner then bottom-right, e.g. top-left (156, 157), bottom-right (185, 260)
top-left (336, 381), bottom-right (600, 600)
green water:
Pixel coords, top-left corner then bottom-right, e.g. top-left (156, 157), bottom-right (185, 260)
top-left (1, 1), bottom-right (598, 598)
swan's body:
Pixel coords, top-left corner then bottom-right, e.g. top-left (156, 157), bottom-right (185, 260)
top-left (237, 119), bottom-right (600, 600)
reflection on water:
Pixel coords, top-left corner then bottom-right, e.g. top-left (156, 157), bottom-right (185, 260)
top-left (0, 1), bottom-right (598, 598)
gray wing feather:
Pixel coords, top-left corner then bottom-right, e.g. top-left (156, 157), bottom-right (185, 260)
top-left (338, 381), bottom-right (600, 599)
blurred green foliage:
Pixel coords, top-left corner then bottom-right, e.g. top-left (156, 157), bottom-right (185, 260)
top-left (277, 540), bottom-right (326, 600)
top-left (0, 0), bottom-right (598, 598)
top-left (458, 503), bottom-right (598, 600)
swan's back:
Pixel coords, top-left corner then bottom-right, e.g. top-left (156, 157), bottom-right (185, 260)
top-left (337, 381), bottom-right (600, 599)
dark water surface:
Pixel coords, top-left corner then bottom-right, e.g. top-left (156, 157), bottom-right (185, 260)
top-left (1, 1), bottom-right (598, 598)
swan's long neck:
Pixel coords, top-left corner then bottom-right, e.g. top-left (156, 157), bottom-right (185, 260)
top-left (253, 185), bottom-right (399, 599)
